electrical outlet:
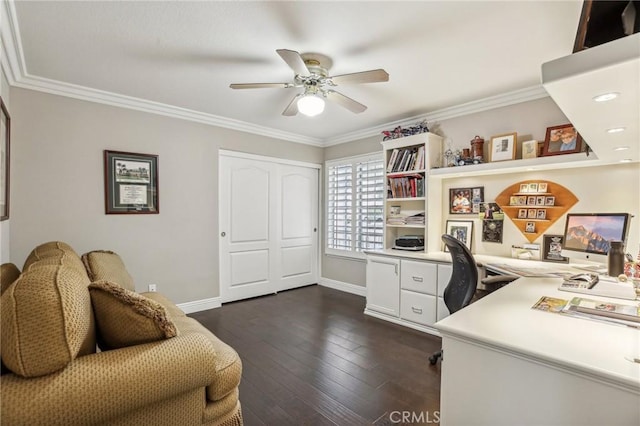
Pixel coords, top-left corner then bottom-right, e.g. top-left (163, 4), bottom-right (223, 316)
top-left (148, 284), bottom-right (157, 292)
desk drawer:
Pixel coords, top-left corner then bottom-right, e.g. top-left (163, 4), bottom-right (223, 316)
top-left (400, 290), bottom-right (437, 326)
top-left (401, 260), bottom-right (437, 295)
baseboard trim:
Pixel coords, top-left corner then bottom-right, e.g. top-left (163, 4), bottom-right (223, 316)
top-left (318, 278), bottom-right (366, 297)
top-left (177, 297), bottom-right (221, 314)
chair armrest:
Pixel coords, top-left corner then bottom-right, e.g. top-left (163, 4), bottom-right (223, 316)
top-left (481, 275), bottom-right (520, 286)
top-left (1, 333), bottom-right (218, 425)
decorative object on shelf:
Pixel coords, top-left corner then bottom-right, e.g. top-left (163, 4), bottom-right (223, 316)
top-left (521, 140), bottom-right (538, 159)
top-left (0, 97), bottom-right (10, 221)
top-left (482, 219), bottom-right (504, 243)
top-left (104, 150), bottom-right (159, 214)
top-left (489, 132), bottom-right (517, 162)
top-left (445, 220), bottom-right (473, 251)
top-left (449, 186), bottom-right (484, 214)
top-left (381, 120), bottom-right (429, 141)
top-left (542, 234), bottom-right (569, 263)
top-left (495, 180), bottom-right (579, 243)
top-left (389, 205), bottom-right (401, 216)
top-left (542, 124), bottom-right (583, 156)
top-left (470, 135), bottom-right (485, 162)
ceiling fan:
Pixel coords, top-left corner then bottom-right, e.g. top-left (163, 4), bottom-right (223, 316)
top-left (229, 49), bottom-right (389, 117)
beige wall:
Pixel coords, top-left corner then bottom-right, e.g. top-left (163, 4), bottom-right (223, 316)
top-left (9, 88), bottom-right (322, 303)
top-left (321, 97), bottom-right (640, 287)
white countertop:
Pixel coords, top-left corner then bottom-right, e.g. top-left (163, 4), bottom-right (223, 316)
top-left (435, 277), bottom-right (640, 392)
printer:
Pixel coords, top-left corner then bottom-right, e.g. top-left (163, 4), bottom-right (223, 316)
top-left (393, 235), bottom-right (425, 251)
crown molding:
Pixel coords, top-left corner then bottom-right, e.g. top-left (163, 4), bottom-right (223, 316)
top-left (2, 0), bottom-right (548, 148)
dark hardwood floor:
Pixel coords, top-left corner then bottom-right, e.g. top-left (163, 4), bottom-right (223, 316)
top-left (190, 285), bottom-right (443, 426)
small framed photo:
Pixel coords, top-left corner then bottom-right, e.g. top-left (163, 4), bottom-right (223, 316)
top-left (518, 209), bottom-right (527, 219)
top-left (510, 196), bottom-right (520, 206)
top-left (489, 132), bottom-right (517, 162)
top-left (482, 219), bottom-right (503, 243)
top-left (521, 140), bottom-right (538, 159)
top-left (525, 221), bottom-right (536, 233)
top-left (104, 150), bottom-right (159, 214)
top-left (545, 196), bottom-right (555, 206)
top-left (519, 183), bottom-right (529, 193)
top-left (536, 196), bottom-right (545, 205)
top-left (449, 186), bottom-right (484, 215)
top-left (538, 182), bottom-right (548, 193)
top-left (543, 124), bottom-right (583, 156)
top-left (528, 183), bottom-right (538, 193)
top-left (527, 209), bottom-right (537, 219)
top-left (389, 205), bottom-right (401, 216)
top-left (537, 209), bottom-right (547, 219)
top-left (542, 234), bottom-right (569, 263)
top-left (518, 196), bottom-right (527, 205)
top-left (445, 220), bottom-right (474, 251)
top-left (527, 196), bottom-right (537, 205)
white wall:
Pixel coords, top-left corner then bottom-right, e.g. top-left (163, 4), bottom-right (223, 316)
top-left (322, 97), bottom-right (640, 286)
top-left (0, 68), bottom-right (10, 263)
top-left (10, 88), bottom-right (322, 303)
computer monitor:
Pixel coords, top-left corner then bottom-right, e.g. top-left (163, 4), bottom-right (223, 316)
top-left (561, 213), bottom-right (631, 265)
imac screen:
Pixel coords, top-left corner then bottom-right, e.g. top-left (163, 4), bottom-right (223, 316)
top-left (563, 213), bottom-right (630, 255)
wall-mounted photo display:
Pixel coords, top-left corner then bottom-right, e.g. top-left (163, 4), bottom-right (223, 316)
top-left (449, 186), bottom-right (484, 214)
top-left (104, 150), bottom-right (159, 214)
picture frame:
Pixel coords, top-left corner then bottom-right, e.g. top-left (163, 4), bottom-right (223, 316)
top-left (449, 186), bottom-right (484, 215)
top-left (521, 140), bottom-right (538, 159)
top-left (104, 150), bottom-right (159, 214)
top-left (0, 97), bottom-right (9, 221)
top-left (538, 182), bottom-right (548, 193)
top-left (536, 196), bottom-right (545, 206)
top-left (445, 220), bottom-right (473, 251)
top-left (525, 221), bottom-right (536, 233)
top-left (542, 234), bottom-right (569, 263)
top-left (510, 196), bottom-right (520, 206)
top-left (482, 219), bottom-right (503, 243)
top-left (527, 209), bottom-right (537, 219)
top-left (536, 209), bottom-right (547, 220)
top-left (389, 205), bottom-right (401, 216)
top-left (489, 132), bottom-right (517, 162)
top-left (528, 183), bottom-right (538, 193)
top-left (518, 209), bottom-right (527, 219)
top-left (544, 196), bottom-right (555, 206)
top-left (479, 202), bottom-right (503, 220)
top-left (519, 183), bottom-right (529, 193)
top-left (542, 124), bottom-right (583, 156)
top-left (527, 196), bottom-right (536, 205)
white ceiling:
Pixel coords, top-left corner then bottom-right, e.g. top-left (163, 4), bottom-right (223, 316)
top-left (5, 1), bottom-right (584, 145)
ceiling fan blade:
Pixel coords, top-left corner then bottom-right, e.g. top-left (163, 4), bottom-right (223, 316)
top-left (276, 49), bottom-right (310, 77)
top-left (330, 69), bottom-right (389, 85)
top-left (230, 83), bottom-right (291, 89)
top-left (326, 90), bottom-right (367, 114)
top-left (282, 94), bottom-right (302, 116)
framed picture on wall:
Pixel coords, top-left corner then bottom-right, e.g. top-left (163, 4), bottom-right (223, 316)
top-left (445, 220), bottom-right (473, 251)
top-left (104, 150), bottom-right (159, 214)
top-left (489, 132), bottom-right (517, 162)
top-left (0, 97), bottom-right (10, 221)
top-left (542, 234), bottom-right (569, 263)
top-left (542, 124), bottom-right (583, 156)
top-left (449, 186), bottom-right (484, 214)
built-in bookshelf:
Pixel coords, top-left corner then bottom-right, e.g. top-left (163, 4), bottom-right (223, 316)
top-left (382, 133), bottom-right (443, 252)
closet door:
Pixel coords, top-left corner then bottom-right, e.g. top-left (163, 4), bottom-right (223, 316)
top-left (219, 153), bottom-right (319, 302)
top-left (278, 165), bottom-right (318, 292)
top-left (219, 155), bottom-right (277, 302)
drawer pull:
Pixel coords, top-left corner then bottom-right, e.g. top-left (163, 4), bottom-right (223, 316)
top-left (412, 276), bottom-right (423, 282)
top-left (411, 307), bottom-right (423, 314)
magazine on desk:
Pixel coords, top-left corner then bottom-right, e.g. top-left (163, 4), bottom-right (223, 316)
top-left (531, 296), bottom-right (640, 328)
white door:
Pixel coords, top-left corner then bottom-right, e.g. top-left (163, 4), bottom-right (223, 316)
top-left (219, 152), bottom-right (319, 302)
top-left (278, 165), bottom-right (318, 291)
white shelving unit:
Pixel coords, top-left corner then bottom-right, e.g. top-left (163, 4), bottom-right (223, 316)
top-left (382, 132), bottom-right (444, 253)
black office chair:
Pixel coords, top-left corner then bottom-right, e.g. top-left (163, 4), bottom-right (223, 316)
top-left (428, 234), bottom-right (517, 365)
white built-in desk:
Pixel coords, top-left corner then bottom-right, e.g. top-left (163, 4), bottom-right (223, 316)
top-left (436, 277), bottom-right (640, 426)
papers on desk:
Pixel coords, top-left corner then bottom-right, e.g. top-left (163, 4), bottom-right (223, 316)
top-left (532, 296), bottom-right (640, 329)
top-left (557, 277), bottom-right (637, 300)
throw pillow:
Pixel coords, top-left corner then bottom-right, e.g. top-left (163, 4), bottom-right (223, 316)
top-left (88, 280), bottom-right (178, 350)
top-left (82, 250), bottom-right (136, 291)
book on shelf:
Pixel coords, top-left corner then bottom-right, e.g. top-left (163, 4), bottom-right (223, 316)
top-left (387, 175), bottom-right (423, 198)
top-left (386, 146), bottom-right (425, 173)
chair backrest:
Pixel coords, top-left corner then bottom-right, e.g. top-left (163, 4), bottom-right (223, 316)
top-left (442, 234), bottom-right (478, 314)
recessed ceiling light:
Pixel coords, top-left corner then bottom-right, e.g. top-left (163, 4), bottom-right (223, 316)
top-left (613, 146), bottom-right (630, 151)
top-left (607, 127), bottom-right (625, 133)
top-left (593, 92), bottom-right (619, 102)
top-left (619, 159), bottom-right (633, 163)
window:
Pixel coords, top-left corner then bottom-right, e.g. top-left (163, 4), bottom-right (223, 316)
top-left (326, 153), bottom-right (385, 257)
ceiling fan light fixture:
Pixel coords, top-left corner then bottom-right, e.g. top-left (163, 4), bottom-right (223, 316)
top-left (297, 94), bottom-right (325, 117)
